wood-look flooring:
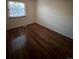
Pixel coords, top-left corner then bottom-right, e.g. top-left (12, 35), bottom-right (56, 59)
top-left (6, 23), bottom-right (73, 59)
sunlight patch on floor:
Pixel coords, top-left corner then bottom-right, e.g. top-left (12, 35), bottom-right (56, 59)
top-left (11, 35), bottom-right (27, 51)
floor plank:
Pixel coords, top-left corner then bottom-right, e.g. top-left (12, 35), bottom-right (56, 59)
top-left (6, 23), bottom-right (73, 59)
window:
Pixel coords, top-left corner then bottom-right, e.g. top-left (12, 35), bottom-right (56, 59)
top-left (8, 1), bottom-right (26, 17)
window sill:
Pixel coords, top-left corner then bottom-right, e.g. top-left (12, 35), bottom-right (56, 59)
top-left (8, 16), bottom-right (26, 19)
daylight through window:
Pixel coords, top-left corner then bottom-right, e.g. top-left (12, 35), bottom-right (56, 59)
top-left (8, 1), bottom-right (26, 17)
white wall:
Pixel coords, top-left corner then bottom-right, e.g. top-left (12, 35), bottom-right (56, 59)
top-left (7, 0), bottom-right (73, 39)
top-left (36, 0), bottom-right (73, 39)
top-left (7, 0), bottom-right (36, 29)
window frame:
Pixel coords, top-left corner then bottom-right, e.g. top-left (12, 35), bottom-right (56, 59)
top-left (8, 1), bottom-right (26, 18)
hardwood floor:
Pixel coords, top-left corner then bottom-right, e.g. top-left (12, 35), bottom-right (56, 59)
top-left (6, 23), bottom-right (73, 59)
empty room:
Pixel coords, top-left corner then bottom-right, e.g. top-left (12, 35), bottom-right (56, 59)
top-left (6, 0), bottom-right (73, 59)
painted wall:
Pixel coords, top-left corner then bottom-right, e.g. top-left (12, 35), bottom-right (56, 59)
top-left (36, 0), bottom-right (73, 39)
top-left (7, 0), bottom-right (73, 39)
top-left (7, 0), bottom-right (36, 29)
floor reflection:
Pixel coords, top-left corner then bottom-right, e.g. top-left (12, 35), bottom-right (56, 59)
top-left (11, 35), bottom-right (27, 51)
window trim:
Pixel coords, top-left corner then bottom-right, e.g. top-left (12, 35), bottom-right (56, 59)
top-left (8, 1), bottom-right (26, 18)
